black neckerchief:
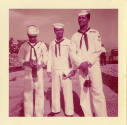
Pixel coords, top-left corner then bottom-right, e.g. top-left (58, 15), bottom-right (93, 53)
top-left (55, 38), bottom-right (64, 57)
top-left (27, 41), bottom-right (38, 64)
top-left (78, 27), bottom-right (90, 50)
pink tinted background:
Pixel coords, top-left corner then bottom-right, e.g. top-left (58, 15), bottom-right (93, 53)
top-left (9, 9), bottom-right (118, 58)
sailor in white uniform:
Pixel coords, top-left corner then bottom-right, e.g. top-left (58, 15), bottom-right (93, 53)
top-left (70, 10), bottom-right (107, 117)
top-left (47, 23), bottom-right (74, 117)
top-left (18, 25), bottom-right (48, 116)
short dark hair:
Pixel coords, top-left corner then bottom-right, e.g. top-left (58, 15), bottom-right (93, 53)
top-left (27, 34), bottom-right (37, 38)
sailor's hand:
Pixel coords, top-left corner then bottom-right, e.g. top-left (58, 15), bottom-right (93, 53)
top-left (62, 69), bottom-right (77, 80)
top-left (79, 61), bottom-right (88, 76)
top-left (68, 70), bottom-right (77, 78)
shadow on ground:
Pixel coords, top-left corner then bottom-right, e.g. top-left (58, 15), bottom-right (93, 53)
top-left (102, 73), bottom-right (118, 93)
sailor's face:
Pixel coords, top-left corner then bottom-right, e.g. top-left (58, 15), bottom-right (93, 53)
top-left (28, 35), bottom-right (37, 43)
top-left (54, 28), bottom-right (64, 39)
top-left (78, 15), bottom-right (89, 27)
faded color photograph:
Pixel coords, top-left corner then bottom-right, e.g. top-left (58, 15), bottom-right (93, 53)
top-left (9, 9), bottom-right (118, 117)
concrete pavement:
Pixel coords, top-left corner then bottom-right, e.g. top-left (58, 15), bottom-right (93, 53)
top-left (9, 64), bottom-right (118, 117)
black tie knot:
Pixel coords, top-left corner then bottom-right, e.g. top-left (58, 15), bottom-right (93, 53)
top-left (79, 32), bottom-right (88, 50)
top-left (55, 38), bottom-right (64, 44)
top-left (55, 39), bottom-right (64, 57)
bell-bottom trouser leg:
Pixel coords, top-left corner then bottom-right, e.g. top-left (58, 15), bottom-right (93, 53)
top-left (24, 69), bottom-right (44, 117)
top-left (79, 74), bottom-right (93, 117)
top-left (89, 62), bottom-right (107, 117)
top-left (52, 70), bottom-right (74, 115)
top-left (61, 76), bottom-right (74, 115)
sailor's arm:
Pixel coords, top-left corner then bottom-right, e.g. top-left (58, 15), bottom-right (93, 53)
top-left (69, 36), bottom-right (83, 66)
top-left (87, 31), bottom-right (104, 66)
top-left (18, 43), bottom-right (26, 63)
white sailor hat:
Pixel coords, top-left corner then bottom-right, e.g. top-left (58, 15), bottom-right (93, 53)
top-left (53, 23), bottom-right (64, 29)
top-left (27, 25), bottom-right (39, 36)
top-left (78, 9), bottom-right (90, 16)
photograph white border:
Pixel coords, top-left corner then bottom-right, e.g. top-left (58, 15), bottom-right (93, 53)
top-left (0, 0), bottom-right (126, 125)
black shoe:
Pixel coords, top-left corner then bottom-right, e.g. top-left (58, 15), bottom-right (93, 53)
top-left (48, 112), bottom-right (60, 117)
top-left (65, 114), bottom-right (73, 117)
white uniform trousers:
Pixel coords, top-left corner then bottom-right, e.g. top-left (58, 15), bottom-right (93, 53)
top-left (51, 69), bottom-right (74, 115)
top-left (79, 61), bottom-right (107, 117)
top-left (24, 67), bottom-right (44, 117)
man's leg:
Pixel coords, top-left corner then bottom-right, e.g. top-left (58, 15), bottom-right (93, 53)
top-left (89, 62), bottom-right (107, 117)
top-left (79, 73), bottom-right (93, 117)
top-left (61, 77), bottom-right (74, 116)
top-left (51, 71), bottom-right (61, 113)
top-left (34, 69), bottom-right (44, 117)
top-left (24, 69), bottom-right (33, 117)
